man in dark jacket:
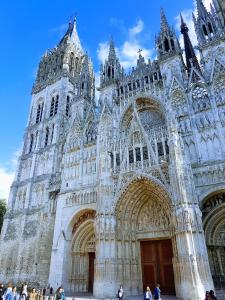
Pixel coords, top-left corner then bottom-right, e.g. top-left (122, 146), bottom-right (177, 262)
top-left (0, 285), bottom-right (5, 300)
top-left (0, 284), bottom-right (5, 300)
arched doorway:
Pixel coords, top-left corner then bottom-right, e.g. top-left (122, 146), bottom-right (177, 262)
top-left (115, 177), bottom-right (175, 295)
top-left (202, 191), bottom-right (225, 290)
top-left (70, 210), bottom-right (96, 294)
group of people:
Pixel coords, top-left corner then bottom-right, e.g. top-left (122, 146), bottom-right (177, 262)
top-left (0, 283), bottom-right (65, 300)
top-left (205, 290), bottom-right (217, 300)
top-left (118, 284), bottom-right (161, 300)
top-left (118, 284), bottom-right (218, 300)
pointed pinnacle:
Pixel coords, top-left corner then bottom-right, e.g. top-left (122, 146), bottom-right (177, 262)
top-left (180, 13), bottom-right (189, 33)
top-left (196, 0), bottom-right (208, 17)
top-left (108, 37), bottom-right (117, 60)
top-left (160, 7), bottom-right (169, 31)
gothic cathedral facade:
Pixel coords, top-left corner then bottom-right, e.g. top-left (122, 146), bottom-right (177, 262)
top-left (0, 1), bottom-right (225, 299)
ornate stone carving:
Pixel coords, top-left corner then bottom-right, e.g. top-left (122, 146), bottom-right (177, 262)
top-left (72, 210), bottom-right (96, 234)
top-left (137, 200), bottom-right (170, 231)
top-left (23, 220), bottom-right (39, 239)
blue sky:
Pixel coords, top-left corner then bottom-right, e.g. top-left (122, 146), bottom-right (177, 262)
top-left (0, 0), bottom-right (212, 198)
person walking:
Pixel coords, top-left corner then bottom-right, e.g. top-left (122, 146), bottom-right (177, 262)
top-left (29, 289), bottom-right (37, 300)
top-left (117, 285), bottom-right (124, 300)
top-left (42, 288), bottom-right (46, 297)
top-left (153, 284), bottom-right (161, 300)
top-left (0, 284), bottom-right (5, 300)
top-left (4, 284), bottom-right (13, 300)
top-left (209, 290), bottom-right (217, 300)
top-left (205, 291), bottom-right (212, 300)
top-left (12, 287), bottom-right (20, 300)
top-left (19, 283), bottom-right (28, 300)
top-left (50, 287), bottom-right (53, 296)
top-left (55, 287), bottom-right (63, 300)
top-left (144, 286), bottom-right (152, 300)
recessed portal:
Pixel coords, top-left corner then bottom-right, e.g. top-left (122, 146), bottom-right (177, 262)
top-left (141, 239), bottom-right (175, 295)
top-left (88, 252), bottom-right (95, 293)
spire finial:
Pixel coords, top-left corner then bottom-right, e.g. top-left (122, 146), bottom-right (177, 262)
top-left (160, 7), bottom-right (169, 31)
top-left (180, 14), bottom-right (201, 76)
top-left (108, 37), bottom-right (117, 60)
top-left (196, 0), bottom-right (208, 17)
top-left (180, 13), bottom-right (188, 34)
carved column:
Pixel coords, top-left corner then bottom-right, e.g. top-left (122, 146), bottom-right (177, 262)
top-left (93, 207), bottom-right (117, 298)
top-left (168, 110), bottom-right (214, 300)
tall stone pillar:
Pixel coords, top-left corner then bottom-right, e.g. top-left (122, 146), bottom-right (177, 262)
top-left (168, 111), bottom-right (214, 300)
top-left (93, 203), bottom-right (118, 298)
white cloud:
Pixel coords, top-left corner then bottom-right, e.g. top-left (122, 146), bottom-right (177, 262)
top-left (97, 19), bottom-right (154, 71)
top-left (129, 19), bottom-right (144, 38)
top-left (0, 148), bottom-right (21, 200)
top-left (203, 0), bottom-right (212, 10)
top-left (0, 168), bottom-right (14, 200)
top-left (97, 42), bottom-right (109, 63)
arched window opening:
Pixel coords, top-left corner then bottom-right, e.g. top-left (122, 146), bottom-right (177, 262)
top-left (54, 95), bottom-right (59, 115)
top-left (120, 86), bottom-right (124, 94)
top-left (36, 104), bottom-right (41, 124)
top-left (203, 24), bottom-right (208, 36)
top-left (40, 103), bottom-right (44, 121)
top-left (50, 97), bottom-right (55, 117)
top-left (135, 147), bottom-right (141, 162)
top-left (129, 150), bottom-right (134, 164)
top-left (45, 127), bottom-right (49, 147)
top-left (66, 96), bottom-right (70, 117)
top-left (154, 72), bottom-right (158, 80)
top-left (136, 80), bottom-right (140, 88)
top-left (157, 142), bottom-right (164, 157)
top-left (116, 153), bottom-right (120, 166)
top-left (69, 52), bottom-right (75, 73)
top-left (164, 37), bottom-right (170, 52)
top-left (107, 66), bottom-right (111, 78)
top-left (208, 22), bottom-right (213, 34)
top-left (51, 124), bottom-right (54, 143)
top-left (29, 134), bottom-right (34, 153)
top-left (142, 146), bottom-right (148, 160)
top-left (170, 39), bottom-right (175, 50)
top-left (75, 57), bottom-right (79, 72)
top-left (165, 140), bottom-right (169, 155)
top-left (128, 83), bottom-right (132, 91)
top-left (145, 76), bottom-right (149, 84)
top-left (112, 67), bottom-right (114, 79)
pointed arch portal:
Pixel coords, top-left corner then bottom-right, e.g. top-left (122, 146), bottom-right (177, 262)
top-left (70, 210), bottom-right (96, 293)
top-left (202, 191), bottom-right (225, 289)
top-left (115, 177), bottom-right (175, 295)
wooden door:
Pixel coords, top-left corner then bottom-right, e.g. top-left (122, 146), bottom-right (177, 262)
top-left (88, 252), bottom-right (95, 293)
top-left (141, 239), bottom-right (175, 295)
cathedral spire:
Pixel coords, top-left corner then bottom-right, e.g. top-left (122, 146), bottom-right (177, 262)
top-left (196, 0), bottom-right (208, 18)
top-left (160, 7), bottom-right (170, 32)
top-left (108, 38), bottom-right (117, 61)
top-left (180, 14), bottom-right (201, 75)
top-left (59, 18), bottom-right (83, 52)
top-left (100, 38), bottom-right (121, 89)
top-left (156, 8), bottom-right (181, 60)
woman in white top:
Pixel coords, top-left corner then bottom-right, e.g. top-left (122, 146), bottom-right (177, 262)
top-left (117, 285), bottom-right (124, 300)
top-left (144, 286), bottom-right (152, 300)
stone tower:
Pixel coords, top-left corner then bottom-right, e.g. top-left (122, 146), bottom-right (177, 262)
top-left (0, 2), bottom-right (225, 300)
top-left (0, 18), bottom-right (95, 287)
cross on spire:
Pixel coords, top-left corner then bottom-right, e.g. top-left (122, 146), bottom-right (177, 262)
top-left (137, 49), bottom-right (143, 56)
